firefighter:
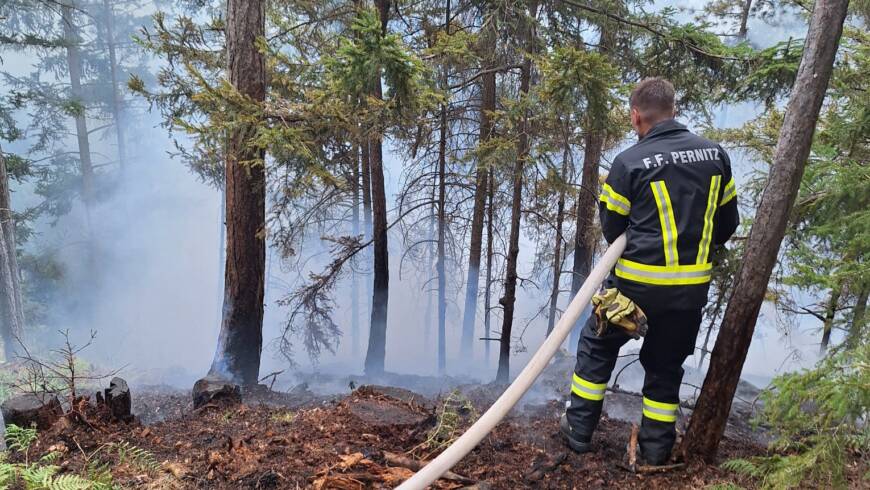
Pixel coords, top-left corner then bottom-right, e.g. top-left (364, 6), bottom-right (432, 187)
top-left (560, 78), bottom-right (739, 465)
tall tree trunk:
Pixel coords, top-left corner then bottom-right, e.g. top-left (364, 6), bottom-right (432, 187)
top-left (207, 0), bottom-right (266, 386)
top-left (364, 0), bottom-right (391, 376)
top-left (103, 0), bottom-right (126, 170)
top-left (546, 137), bottom-right (570, 335)
top-left (738, 0), bottom-right (753, 38)
top-left (483, 169), bottom-right (495, 365)
top-left (681, 0), bottom-right (849, 461)
top-left (62, 3), bottom-right (94, 204)
top-left (847, 283), bottom-right (868, 349)
top-left (819, 285), bottom-right (842, 354)
top-left (496, 4), bottom-right (536, 382)
top-left (435, 0), bottom-right (450, 375)
top-left (351, 142), bottom-right (361, 356)
top-left (459, 10), bottom-right (496, 360)
top-left (360, 132), bottom-right (373, 336)
top-left (568, 23), bottom-right (611, 349)
top-left (62, 2), bottom-right (96, 222)
top-left (0, 147), bottom-right (24, 359)
top-left (425, 180), bottom-right (436, 353)
top-left (568, 130), bottom-right (603, 349)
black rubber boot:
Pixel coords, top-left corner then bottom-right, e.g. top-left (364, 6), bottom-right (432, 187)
top-left (560, 413), bottom-right (593, 454)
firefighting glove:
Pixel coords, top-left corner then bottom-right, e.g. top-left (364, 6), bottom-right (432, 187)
top-left (591, 288), bottom-right (648, 339)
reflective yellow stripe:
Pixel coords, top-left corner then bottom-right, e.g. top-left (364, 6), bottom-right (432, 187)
top-left (643, 397), bottom-right (679, 423)
top-left (650, 181), bottom-right (679, 266)
top-left (615, 258), bottom-right (712, 286)
top-left (643, 408), bottom-right (678, 422)
top-left (696, 175), bottom-right (722, 264)
top-left (600, 183), bottom-right (631, 216)
top-left (571, 373), bottom-right (606, 401)
top-left (720, 177), bottom-right (736, 205)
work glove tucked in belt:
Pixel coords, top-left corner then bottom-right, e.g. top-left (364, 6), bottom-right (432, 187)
top-left (591, 288), bottom-right (648, 339)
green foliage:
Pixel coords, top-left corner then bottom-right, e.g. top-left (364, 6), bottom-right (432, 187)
top-left (106, 441), bottom-right (159, 473)
top-left (538, 46), bottom-right (620, 132)
top-left (5, 424), bottom-right (38, 455)
top-left (1, 425), bottom-right (117, 489)
top-left (722, 345), bottom-right (870, 489)
top-left (324, 8), bottom-right (437, 121)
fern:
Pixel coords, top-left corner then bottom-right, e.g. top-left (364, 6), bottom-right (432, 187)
top-left (45, 473), bottom-right (100, 490)
top-left (6, 424), bottom-right (38, 454)
top-left (108, 441), bottom-right (158, 472)
top-left (0, 425), bottom-right (119, 489)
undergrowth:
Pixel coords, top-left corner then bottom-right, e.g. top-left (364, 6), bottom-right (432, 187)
top-left (410, 390), bottom-right (477, 460)
top-left (0, 424), bottom-right (161, 489)
top-left (722, 343), bottom-right (869, 489)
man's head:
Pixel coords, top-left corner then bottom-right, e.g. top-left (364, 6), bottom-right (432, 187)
top-left (629, 77), bottom-right (675, 138)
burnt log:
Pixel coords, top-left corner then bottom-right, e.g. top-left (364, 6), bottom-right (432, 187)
top-left (192, 375), bottom-right (242, 409)
top-left (103, 377), bottom-right (132, 422)
top-left (1, 393), bottom-right (63, 429)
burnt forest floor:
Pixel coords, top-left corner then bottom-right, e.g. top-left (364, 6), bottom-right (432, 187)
top-left (9, 380), bottom-right (827, 490)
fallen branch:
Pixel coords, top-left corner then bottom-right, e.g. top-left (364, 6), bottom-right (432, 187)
top-left (383, 452), bottom-right (473, 484)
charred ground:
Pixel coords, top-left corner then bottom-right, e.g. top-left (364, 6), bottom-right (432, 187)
top-left (10, 381), bottom-right (781, 490)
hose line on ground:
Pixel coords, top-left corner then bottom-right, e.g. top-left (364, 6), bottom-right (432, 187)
top-left (397, 233), bottom-right (627, 489)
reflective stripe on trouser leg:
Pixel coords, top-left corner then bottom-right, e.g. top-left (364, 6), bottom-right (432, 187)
top-left (565, 315), bottom-right (630, 439)
top-left (571, 374), bottom-right (606, 401)
top-left (642, 397), bottom-right (679, 423)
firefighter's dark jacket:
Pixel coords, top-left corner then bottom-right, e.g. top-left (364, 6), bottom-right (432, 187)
top-left (600, 119), bottom-right (739, 312)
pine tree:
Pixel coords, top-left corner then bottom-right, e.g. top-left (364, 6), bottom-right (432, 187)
top-left (682, 0), bottom-right (851, 461)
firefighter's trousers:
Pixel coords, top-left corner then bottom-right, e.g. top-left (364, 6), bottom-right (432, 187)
top-left (565, 306), bottom-right (702, 464)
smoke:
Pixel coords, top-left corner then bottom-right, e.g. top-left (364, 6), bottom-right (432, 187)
top-left (2, 0), bottom-right (825, 399)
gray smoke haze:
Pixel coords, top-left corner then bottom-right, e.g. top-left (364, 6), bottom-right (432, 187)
top-left (1, 1), bottom-right (827, 398)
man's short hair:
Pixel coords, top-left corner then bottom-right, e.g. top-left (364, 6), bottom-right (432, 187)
top-left (629, 78), bottom-right (675, 120)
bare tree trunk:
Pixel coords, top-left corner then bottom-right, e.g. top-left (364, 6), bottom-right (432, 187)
top-left (62, 3), bottom-right (95, 206)
top-left (568, 130), bottom-right (603, 349)
top-left (546, 137), bottom-right (570, 335)
top-left (847, 284), bottom-right (868, 349)
top-left (436, 101), bottom-right (447, 375)
top-left (351, 142), bottom-right (361, 356)
top-left (207, 0), bottom-right (266, 386)
top-left (819, 285), bottom-right (842, 355)
top-left (0, 147), bottom-right (24, 359)
top-left (496, 4), bottom-right (536, 382)
top-left (460, 10), bottom-right (496, 360)
top-left (360, 134), bottom-right (373, 346)
top-left (682, 0), bottom-right (848, 461)
top-left (483, 169), bottom-right (495, 365)
top-left (435, 0), bottom-right (451, 375)
top-left (364, 0), bottom-right (391, 376)
top-left (360, 134), bottom-right (373, 239)
top-left (425, 180), bottom-right (436, 354)
top-left (62, 2), bottom-right (96, 231)
top-left (103, 0), bottom-right (126, 170)
top-left (568, 24), bottom-right (611, 350)
top-left (738, 0), bottom-right (753, 38)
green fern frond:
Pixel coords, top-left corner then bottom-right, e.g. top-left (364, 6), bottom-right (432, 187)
top-left (6, 424), bottom-right (39, 453)
top-left (45, 473), bottom-right (96, 490)
top-left (108, 441), bottom-right (158, 472)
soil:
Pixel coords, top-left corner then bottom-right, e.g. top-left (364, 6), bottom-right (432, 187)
top-left (7, 381), bottom-right (784, 490)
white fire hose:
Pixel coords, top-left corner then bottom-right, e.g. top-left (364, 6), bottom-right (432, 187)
top-left (397, 233), bottom-right (627, 489)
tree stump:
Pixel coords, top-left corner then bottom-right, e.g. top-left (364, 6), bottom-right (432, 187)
top-left (1, 393), bottom-right (63, 430)
top-left (192, 375), bottom-right (241, 409)
top-left (104, 377), bottom-right (133, 422)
